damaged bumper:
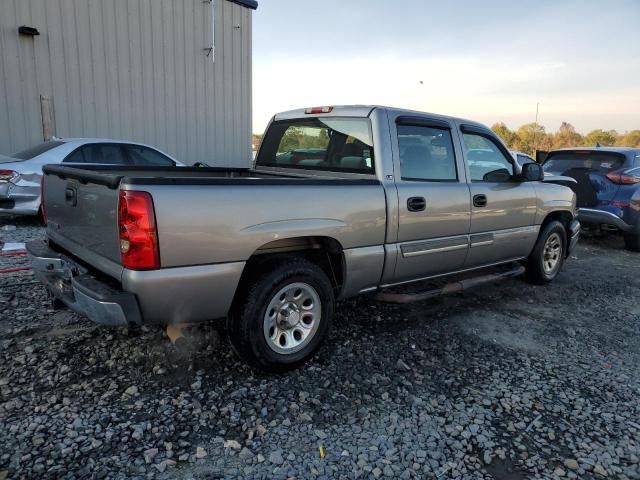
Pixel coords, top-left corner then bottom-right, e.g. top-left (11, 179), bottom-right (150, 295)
top-left (26, 240), bottom-right (141, 327)
top-left (577, 208), bottom-right (634, 232)
top-left (0, 181), bottom-right (41, 215)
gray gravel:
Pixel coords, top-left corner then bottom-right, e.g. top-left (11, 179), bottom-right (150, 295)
top-left (1, 217), bottom-right (639, 479)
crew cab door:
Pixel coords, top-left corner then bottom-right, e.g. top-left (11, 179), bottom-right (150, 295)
top-left (459, 125), bottom-right (538, 268)
top-left (391, 116), bottom-right (471, 284)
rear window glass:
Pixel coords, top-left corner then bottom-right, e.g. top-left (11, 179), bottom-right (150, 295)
top-left (256, 118), bottom-right (374, 174)
top-left (12, 141), bottom-right (63, 160)
top-left (543, 151), bottom-right (625, 174)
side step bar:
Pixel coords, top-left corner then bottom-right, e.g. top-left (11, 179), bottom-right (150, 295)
top-left (375, 264), bottom-right (526, 304)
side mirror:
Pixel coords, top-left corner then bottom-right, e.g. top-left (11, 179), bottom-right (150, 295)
top-left (521, 163), bottom-right (544, 182)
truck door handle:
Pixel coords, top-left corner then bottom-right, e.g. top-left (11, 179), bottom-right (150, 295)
top-left (65, 187), bottom-right (77, 207)
top-left (473, 194), bottom-right (487, 208)
top-left (407, 197), bottom-right (426, 212)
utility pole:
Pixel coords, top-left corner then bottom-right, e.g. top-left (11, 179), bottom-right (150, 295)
top-left (533, 102), bottom-right (540, 154)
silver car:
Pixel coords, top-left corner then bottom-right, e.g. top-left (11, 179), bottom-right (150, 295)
top-left (0, 139), bottom-right (182, 216)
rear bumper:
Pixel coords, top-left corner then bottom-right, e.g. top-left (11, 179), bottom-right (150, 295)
top-left (27, 239), bottom-right (246, 326)
top-left (568, 219), bottom-right (580, 256)
top-left (26, 240), bottom-right (141, 327)
top-left (0, 198), bottom-right (40, 215)
top-left (577, 208), bottom-right (634, 232)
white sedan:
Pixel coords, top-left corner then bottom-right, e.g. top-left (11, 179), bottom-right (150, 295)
top-left (0, 138), bottom-right (183, 216)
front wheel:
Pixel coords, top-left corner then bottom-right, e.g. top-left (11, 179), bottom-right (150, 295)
top-left (228, 258), bottom-right (334, 372)
top-left (624, 232), bottom-right (640, 252)
top-left (525, 221), bottom-right (567, 285)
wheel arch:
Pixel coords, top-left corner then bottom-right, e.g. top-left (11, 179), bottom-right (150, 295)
top-left (231, 236), bottom-right (346, 311)
top-left (540, 210), bottom-right (574, 257)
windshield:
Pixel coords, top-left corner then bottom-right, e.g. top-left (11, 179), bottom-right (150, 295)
top-left (12, 141), bottom-right (63, 160)
top-left (543, 151), bottom-right (625, 174)
top-left (256, 118), bottom-right (375, 174)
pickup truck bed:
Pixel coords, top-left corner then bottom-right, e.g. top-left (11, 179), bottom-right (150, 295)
top-left (37, 163), bottom-right (387, 330)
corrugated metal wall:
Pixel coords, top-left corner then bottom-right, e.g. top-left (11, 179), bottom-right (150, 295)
top-left (0, 0), bottom-right (252, 166)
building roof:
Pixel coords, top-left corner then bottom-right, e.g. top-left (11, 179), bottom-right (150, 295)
top-left (228, 0), bottom-right (258, 9)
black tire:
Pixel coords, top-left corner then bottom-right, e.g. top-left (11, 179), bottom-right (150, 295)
top-left (624, 232), bottom-right (640, 252)
top-left (228, 257), bottom-right (334, 372)
top-left (525, 220), bottom-right (567, 285)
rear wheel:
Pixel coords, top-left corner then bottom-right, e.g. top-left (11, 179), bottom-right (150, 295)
top-left (525, 221), bottom-right (566, 285)
top-left (228, 257), bottom-right (334, 372)
top-left (624, 232), bottom-right (640, 252)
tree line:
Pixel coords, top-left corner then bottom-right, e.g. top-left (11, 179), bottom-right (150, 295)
top-left (491, 122), bottom-right (640, 156)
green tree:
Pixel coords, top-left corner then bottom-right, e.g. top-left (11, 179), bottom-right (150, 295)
top-left (278, 127), bottom-right (330, 152)
top-left (615, 130), bottom-right (640, 147)
top-left (278, 127), bottom-right (304, 152)
top-left (491, 123), bottom-right (520, 149)
top-left (514, 123), bottom-right (547, 156)
top-left (581, 129), bottom-right (618, 146)
top-left (553, 122), bottom-right (582, 149)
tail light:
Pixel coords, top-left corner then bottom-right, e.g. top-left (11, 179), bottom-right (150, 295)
top-left (40, 175), bottom-right (47, 225)
top-left (118, 190), bottom-right (160, 270)
top-left (0, 169), bottom-right (17, 182)
top-left (606, 171), bottom-right (640, 185)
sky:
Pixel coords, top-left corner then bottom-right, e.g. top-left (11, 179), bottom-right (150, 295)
top-left (252, 0), bottom-right (640, 135)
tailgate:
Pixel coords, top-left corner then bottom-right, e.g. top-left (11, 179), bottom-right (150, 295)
top-left (43, 167), bottom-right (123, 278)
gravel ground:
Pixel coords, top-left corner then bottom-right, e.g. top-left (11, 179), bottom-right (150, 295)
top-left (1, 217), bottom-right (639, 480)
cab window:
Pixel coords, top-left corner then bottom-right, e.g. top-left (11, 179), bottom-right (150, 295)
top-left (463, 133), bottom-right (514, 182)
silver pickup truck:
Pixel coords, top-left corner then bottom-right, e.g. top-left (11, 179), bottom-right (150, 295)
top-left (28, 105), bottom-right (579, 371)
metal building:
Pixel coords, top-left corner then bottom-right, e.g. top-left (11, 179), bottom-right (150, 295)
top-left (0, 0), bottom-right (257, 166)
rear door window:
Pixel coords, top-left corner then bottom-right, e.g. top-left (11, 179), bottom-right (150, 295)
top-left (63, 147), bottom-right (88, 163)
top-left (123, 145), bottom-right (175, 166)
top-left (398, 125), bottom-right (457, 181)
top-left (64, 144), bottom-right (128, 165)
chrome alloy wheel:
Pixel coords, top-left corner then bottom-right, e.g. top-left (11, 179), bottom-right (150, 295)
top-left (263, 282), bottom-right (321, 355)
top-left (542, 232), bottom-right (562, 275)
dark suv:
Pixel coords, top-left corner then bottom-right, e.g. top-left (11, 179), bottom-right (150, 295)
top-left (543, 147), bottom-right (640, 251)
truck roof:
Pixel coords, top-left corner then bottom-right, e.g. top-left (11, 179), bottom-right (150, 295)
top-left (274, 105), bottom-right (487, 130)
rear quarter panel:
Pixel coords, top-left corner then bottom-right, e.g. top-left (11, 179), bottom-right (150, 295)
top-left (131, 182), bottom-right (388, 268)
